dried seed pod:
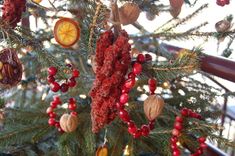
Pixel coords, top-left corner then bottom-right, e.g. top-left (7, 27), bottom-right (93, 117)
top-left (96, 146), bottom-right (108, 156)
top-left (169, 0), bottom-right (184, 10)
top-left (215, 20), bottom-right (231, 33)
top-left (0, 49), bottom-right (22, 88)
top-left (59, 113), bottom-right (79, 133)
top-left (170, 7), bottom-right (181, 18)
top-left (146, 12), bottom-right (156, 21)
top-left (144, 95), bottom-right (165, 121)
top-left (119, 3), bottom-right (140, 25)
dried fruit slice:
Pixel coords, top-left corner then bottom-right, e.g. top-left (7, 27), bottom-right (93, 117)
top-left (54, 18), bottom-right (80, 48)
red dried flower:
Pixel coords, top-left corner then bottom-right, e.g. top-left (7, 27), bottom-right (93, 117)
top-left (90, 30), bottom-right (131, 133)
top-left (2, 0), bottom-right (26, 28)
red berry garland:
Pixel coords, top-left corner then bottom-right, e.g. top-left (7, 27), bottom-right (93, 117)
top-left (89, 30), bottom-right (131, 133)
top-left (117, 54), bottom-right (157, 138)
top-left (46, 96), bottom-right (78, 133)
top-left (216, 0), bottom-right (230, 6)
top-left (47, 65), bottom-right (79, 92)
top-left (2, 0), bottom-right (26, 28)
top-left (170, 108), bottom-right (206, 156)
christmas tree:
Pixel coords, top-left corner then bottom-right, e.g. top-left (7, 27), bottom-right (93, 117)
top-left (0, 0), bottom-right (234, 155)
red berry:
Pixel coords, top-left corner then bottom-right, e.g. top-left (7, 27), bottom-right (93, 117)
top-left (60, 83), bottom-right (69, 92)
top-left (48, 118), bottom-right (56, 126)
top-left (196, 114), bottom-right (202, 120)
top-left (71, 111), bottom-right (78, 116)
top-left (120, 93), bottom-right (129, 104)
top-left (119, 110), bottom-right (130, 122)
top-left (46, 107), bottom-right (53, 114)
top-left (198, 137), bottom-right (206, 143)
top-left (145, 54), bottom-right (152, 61)
top-left (48, 66), bottom-right (57, 76)
top-left (171, 144), bottom-right (178, 150)
top-left (149, 86), bottom-right (156, 94)
top-left (72, 69), bottom-right (80, 78)
top-left (58, 127), bottom-right (64, 133)
top-left (133, 62), bottom-right (142, 75)
top-left (49, 112), bottom-right (56, 118)
top-left (128, 124), bottom-right (137, 134)
top-left (137, 54), bottom-right (145, 63)
top-left (173, 149), bottom-right (180, 156)
top-left (174, 122), bottom-right (183, 131)
top-left (148, 78), bottom-right (157, 87)
top-left (68, 103), bottom-right (77, 111)
top-left (127, 120), bottom-right (135, 127)
top-left (50, 101), bottom-right (58, 108)
top-left (47, 75), bottom-right (55, 83)
top-left (121, 87), bottom-right (130, 94)
top-left (172, 129), bottom-right (180, 137)
top-left (128, 72), bottom-right (136, 79)
top-left (50, 82), bottom-right (60, 92)
top-left (141, 125), bottom-right (150, 136)
top-left (124, 78), bottom-right (135, 89)
top-left (149, 121), bottom-right (155, 130)
top-left (133, 129), bottom-right (142, 139)
top-left (181, 108), bottom-right (189, 116)
top-left (69, 98), bottom-right (76, 103)
top-left (68, 77), bottom-right (77, 87)
top-left (55, 122), bottom-right (60, 128)
top-left (116, 102), bottom-right (124, 110)
top-left (171, 137), bottom-right (178, 144)
top-left (200, 143), bottom-right (207, 149)
top-left (53, 96), bottom-right (61, 102)
top-left (196, 148), bottom-right (203, 155)
top-left (175, 116), bottom-right (183, 123)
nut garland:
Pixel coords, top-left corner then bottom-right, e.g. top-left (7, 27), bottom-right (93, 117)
top-left (170, 108), bottom-right (206, 156)
top-left (89, 30), bottom-right (131, 133)
top-left (0, 49), bottom-right (23, 88)
top-left (117, 53), bottom-right (164, 138)
top-left (47, 96), bottom-right (79, 133)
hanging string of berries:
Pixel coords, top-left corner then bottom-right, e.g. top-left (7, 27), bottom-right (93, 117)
top-left (2, 0), bottom-right (26, 28)
top-left (89, 30), bottom-right (131, 133)
top-left (47, 65), bottom-right (79, 92)
top-left (117, 53), bottom-right (165, 138)
top-left (170, 108), bottom-right (206, 156)
top-left (47, 96), bottom-right (79, 133)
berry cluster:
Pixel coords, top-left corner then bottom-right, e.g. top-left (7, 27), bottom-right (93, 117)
top-left (47, 65), bottom-right (79, 92)
top-left (46, 96), bottom-right (78, 132)
top-left (216, 0), bottom-right (229, 6)
top-left (117, 54), bottom-right (155, 138)
top-left (89, 30), bottom-right (131, 133)
top-left (2, 0), bottom-right (26, 28)
top-left (170, 108), bottom-right (206, 156)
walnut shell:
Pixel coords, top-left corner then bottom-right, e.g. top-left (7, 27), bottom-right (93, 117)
top-left (119, 3), bottom-right (140, 25)
top-left (215, 20), bottom-right (231, 33)
top-left (169, 0), bottom-right (184, 10)
top-left (59, 113), bottom-right (79, 133)
top-left (144, 95), bottom-right (165, 121)
top-left (0, 49), bottom-right (22, 88)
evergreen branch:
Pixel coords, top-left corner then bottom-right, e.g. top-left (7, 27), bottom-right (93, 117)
top-left (164, 4), bottom-right (208, 32)
top-left (88, 1), bottom-right (102, 54)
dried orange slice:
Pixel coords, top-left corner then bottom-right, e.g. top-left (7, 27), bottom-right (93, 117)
top-left (54, 18), bottom-right (80, 48)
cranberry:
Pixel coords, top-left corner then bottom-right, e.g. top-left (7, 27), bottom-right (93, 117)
top-left (47, 75), bottom-right (55, 83)
top-left (133, 62), bottom-right (142, 75)
top-left (48, 66), bottom-right (57, 76)
top-left (50, 82), bottom-right (60, 92)
top-left (60, 83), bottom-right (69, 92)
